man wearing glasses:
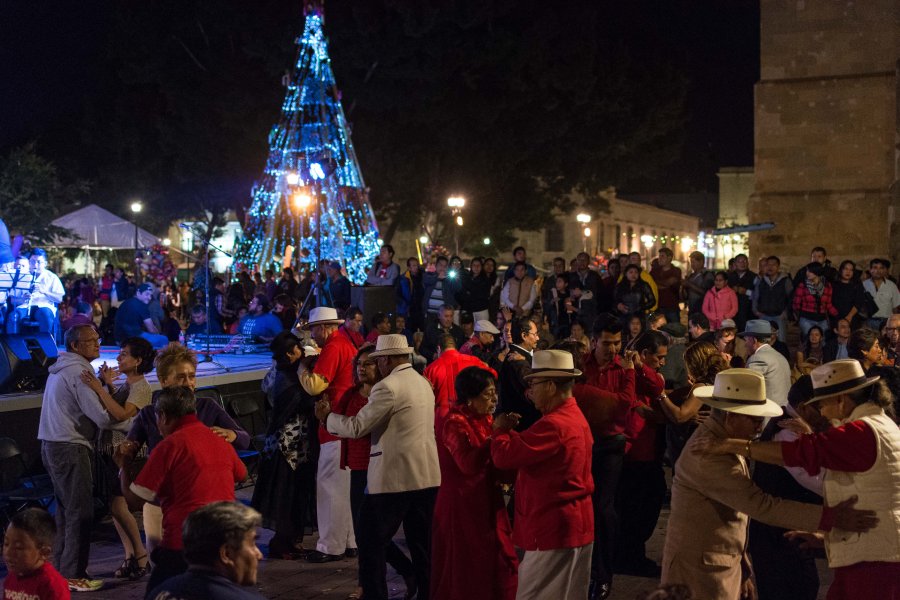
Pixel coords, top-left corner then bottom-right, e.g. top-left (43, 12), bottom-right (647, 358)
top-left (497, 316), bottom-right (541, 430)
top-left (37, 324), bottom-right (114, 592)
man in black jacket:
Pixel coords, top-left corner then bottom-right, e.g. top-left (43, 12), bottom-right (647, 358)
top-left (753, 256), bottom-right (793, 343)
top-left (497, 316), bottom-right (540, 430)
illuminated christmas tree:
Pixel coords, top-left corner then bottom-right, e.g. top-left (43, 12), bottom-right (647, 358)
top-left (234, 3), bottom-right (380, 282)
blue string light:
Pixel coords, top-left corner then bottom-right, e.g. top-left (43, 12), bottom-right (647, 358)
top-left (234, 9), bottom-right (380, 283)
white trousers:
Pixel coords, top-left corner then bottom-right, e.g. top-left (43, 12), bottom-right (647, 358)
top-left (516, 543), bottom-right (593, 600)
top-left (315, 440), bottom-right (357, 554)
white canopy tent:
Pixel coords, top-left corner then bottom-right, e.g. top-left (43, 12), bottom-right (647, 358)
top-left (49, 204), bottom-right (160, 249)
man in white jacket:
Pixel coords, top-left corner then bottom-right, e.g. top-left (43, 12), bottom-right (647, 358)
top-left (37, 324), bottom-right (115, 591)
top-left (316, 334), bottom-right (441, 600)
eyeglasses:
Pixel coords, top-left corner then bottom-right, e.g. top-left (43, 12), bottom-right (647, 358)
top-left (528, 379), bottom-right (553, 388)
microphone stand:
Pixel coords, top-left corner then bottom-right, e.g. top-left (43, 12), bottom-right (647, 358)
top-left (182, 224), bottom-right (230, 370)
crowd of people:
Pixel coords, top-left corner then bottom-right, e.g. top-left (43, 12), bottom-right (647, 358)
top-left (3, 241), bottom-right (900, 600)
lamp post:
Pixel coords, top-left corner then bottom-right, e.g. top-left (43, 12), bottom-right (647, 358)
top-left (448, 196), bottom-right (466, 256)
top-left (576, 213), bottom-right (591, 253)
top-left (131, 201), bottom-right (142, 281)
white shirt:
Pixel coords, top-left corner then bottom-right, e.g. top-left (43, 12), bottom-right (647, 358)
top-left (863, 278), bottom-right (900, 319)
top-left (26, 269), bottom-right (65, 315)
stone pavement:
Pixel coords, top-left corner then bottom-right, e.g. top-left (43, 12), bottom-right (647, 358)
top-left (1, 482), bottom-right (833, 600)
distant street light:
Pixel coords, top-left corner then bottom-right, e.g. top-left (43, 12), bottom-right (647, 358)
top-left (163, 238), bottom-right (171, 246)
top-left (419, 234), bottom-right (429, 244)
top-left (286, 171), bottom-right (301, 186)
top-left (293, 189), bottom-right (312, 211)
top-left (130, 200), bottom-right (143, 282)
top-left (576, 213), bottom-right (591, 224)
top-left (483, 237), bottom-right (491, 245)
top-left (447, 196), bottom-right (466, 255)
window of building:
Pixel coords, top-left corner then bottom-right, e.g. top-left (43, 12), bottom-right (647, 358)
top-left (545, 220), bottom-right (565, 252)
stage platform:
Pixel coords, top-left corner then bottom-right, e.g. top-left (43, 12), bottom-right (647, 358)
top-left (0, 345), bottom-right (272, 464)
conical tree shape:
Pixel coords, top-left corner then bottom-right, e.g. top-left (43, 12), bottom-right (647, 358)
top-left (234, 5), bottom-right (380, 282)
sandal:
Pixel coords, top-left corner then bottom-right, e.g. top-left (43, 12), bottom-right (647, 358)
top-left (113, 558), bottom-right (132, 579)
top-left (129, 555), bottom-right (149, 581)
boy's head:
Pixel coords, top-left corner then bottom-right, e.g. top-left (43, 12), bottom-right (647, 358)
top-left (3, 508), bottom-right (55, 576)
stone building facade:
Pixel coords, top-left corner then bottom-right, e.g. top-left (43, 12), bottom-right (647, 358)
top-left (750, 0), bottom-right (900, 274)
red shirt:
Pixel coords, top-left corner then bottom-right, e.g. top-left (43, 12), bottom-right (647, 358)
top-left (624, 363), bottom-right (665, 462)
top-left (314, 328), bottom-right (358, 444)
top-left (424, 349), bottom-right (496, 421)
top-left (133, 415), bottom-right (246, 550)
top-left (459, 335), bottom-right (484, 356)
top-left (492, 398), bottom-right (594, 551)
top-left (340, 388), bottom-right (372, 470)
top-left (365, 329), bottom-right (382, 344)
top-left (581, 352), bottom-right (637, 440)
top-left (2, 562), bottom-right (70, 599)
top-left (782, 419), bottom-right (878, 475)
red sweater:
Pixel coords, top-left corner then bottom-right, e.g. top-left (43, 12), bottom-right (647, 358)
top-left (339, 388), bottom-right (372, 471)
top-left (492, 398), bottom-right (594, 551)
top-left (581, 352), bottom-right (637, 440)
top-left (624, 364), bottom-right (665, 462)
top-left (782, 419), bottom-right (877, 474)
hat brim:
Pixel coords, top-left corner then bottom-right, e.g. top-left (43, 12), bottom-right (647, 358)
top-left (523, 369), bottom-right (583, 380)
top-left (301, 318), bottom-right (344, 329)
top-left (368, 347), bottom-right (414, 358)
top-left (693, 385), bottom-right (783, 417)
top-left (301, 346), bottom-right (321, 356)
top-left (802, 376), bottom-right (881, 405)
top-left (737, 330), bottom-right (770, 338)
top-left (475, 327), bottom-right (500, 335)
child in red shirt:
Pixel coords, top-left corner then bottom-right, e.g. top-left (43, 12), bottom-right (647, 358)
top-left (2, 508), bottom-right (71, 599)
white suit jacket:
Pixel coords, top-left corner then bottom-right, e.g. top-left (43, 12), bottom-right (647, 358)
top-left (326, 363), bottom-right (441, 494)
top-left (746, 344), bottom-right (791, 406)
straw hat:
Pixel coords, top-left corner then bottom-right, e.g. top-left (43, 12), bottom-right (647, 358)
top-left (523, 350), bottom-right (583, 380)
top-left (301, 307), bottom-right (344, 329)
top-left (474, 320), bottom-right (500, 335)
top-left (693, 368), bottom-right (783, 417)
top-left (368, 334), bottom-right (414, 358)
top-left (803, 359), bottom-right (880, 405)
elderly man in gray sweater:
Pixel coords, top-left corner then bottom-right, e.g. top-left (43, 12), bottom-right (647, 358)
top-left (38, 323), bottom-right (119, 591)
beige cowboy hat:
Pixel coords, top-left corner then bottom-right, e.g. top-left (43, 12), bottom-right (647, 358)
top-left (693, 368), bottom-right (783, 417)
top-left (474, 320), bottom-right (500, 335)
top-left (523, 349), bottom-right (583, 380)
top-left (368, 333), bottom-right (414, 358)
top-left (803, 359), bottom-right (880, 405)
top-left (301, 306), bottom-right (344, 329)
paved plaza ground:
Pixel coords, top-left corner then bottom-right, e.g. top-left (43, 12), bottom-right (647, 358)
top-left (2, 482), bottom-right (833, 600)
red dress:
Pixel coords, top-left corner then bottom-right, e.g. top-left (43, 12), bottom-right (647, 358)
top-left (431, 405), bottom-right (517, 600)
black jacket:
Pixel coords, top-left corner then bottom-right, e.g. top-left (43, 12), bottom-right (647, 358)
top-left (497, 345), bottom-right (539, 431)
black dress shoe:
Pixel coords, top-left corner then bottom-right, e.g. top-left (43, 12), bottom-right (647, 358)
top-left (305, 550), bottom-right (343, 563)
top-left (344, 548), bottom-right (359, 558)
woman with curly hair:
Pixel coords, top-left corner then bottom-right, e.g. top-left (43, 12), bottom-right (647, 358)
top-left (657, 341), bottom-right (729, 467)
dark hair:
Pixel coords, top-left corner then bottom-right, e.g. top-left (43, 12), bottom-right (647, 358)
top-left (848, 327), bottom-right (879, 360)
top-left (658, 247), bottom-right (673, 258)
top-left (460, 311), bottom-right (474, 326)
top-left (848, 379), bottom-right (893, 409)
top-left (788, 375), bottom-right (814, 408)
top-left (555, 274), bottom-right (569, 285)
top-left (406, 256), bottom-right (418, 268)
top-left (9, 507), bottom-right (56, 549)
top-left (714, 270), bottom-right (728, 280)
top-left (591, 313), bottom-right (623, 338)
top-left (182, 502), bottom-right (261, 568)
top-left (439, 334), bottom-right (458, 351)
top-left (767, 255), bottom-right (781, 265)
top-left (252, 293), bottom-right (270, 312)
top-left (345, 306), bottom-right (363, 320)
top-left (870, 258), bottom-right (891, 270)
top-left (513, 246), bottom-right (525, 256)
top-left (735, 253), bottom-right (748, 260)
top-left (273, 293), bottom-right (296, 309)
top-left (370, 311), bottom-right (389, 329)
top-left (270, 331), bottom-right (300, 368)
top-left (511, 316), bottom-right (534, 344)
top-left (435, 255), bottom-right (449, 266)
top-left (688, 312), bottom-right (709, 330)
top-left (551, 340), bottom-right (587, 374)
top-left (30, 248), bottom-right (47, 259)
top-left (156, 385), bottom-right (197, 419)
top-left (647, 312), bottom-right (667, 327)
top-left (75, 301), bottom-right (91, 314)
top-left (634, 330), bottom-right (669, 355)
top-left (805, 262), bottom-right (824, 277)
top-left (121, 337), bottom-right (157, 375)
top-left (454, 366), bottom-right (497, 405)
top-left (838, 259), bottom-right (856, 276)
top-left (513, 261), bottom-right (527, 271)
top-left (811, 246), bottom-right (826, 255)
top-left (381, 244), bottom-right (394, 257)
top-left (212, 277), bottom-right (224, 286)
top-left (623, 264), bottom-right (641, 277)
top-left (190, 304), bottom-right (206, 316)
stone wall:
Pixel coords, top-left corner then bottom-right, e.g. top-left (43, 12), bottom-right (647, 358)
top-left (750, 0), bottom-right (900, 275)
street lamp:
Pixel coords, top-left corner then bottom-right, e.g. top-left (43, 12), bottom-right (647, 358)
top-left (577, 213), bottom-right (591, 253)
top-left (286, 171), bottom-right (301, 186)
top-left (447, 196), bottom-right (466, 255)
top-left (162, 238), bottom-right (171, 246)
top-left (130, 200), bottom-right (143, 281)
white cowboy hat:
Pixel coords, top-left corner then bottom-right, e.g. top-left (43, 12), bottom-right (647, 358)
top-left (523, 350), bottom-right (583, 380)
top-left (368, 334), bottom-right (414, 358)
top-left (301, 306), bottom-right (344, 329)
top-left (474, 320), bottom-right (500, 335)
top-left (803, 359), bottom-right (880, 405)
top-left (693, 368), bottom-right (783, 417)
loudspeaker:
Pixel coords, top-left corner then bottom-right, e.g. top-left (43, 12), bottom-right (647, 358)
top-left (0, 333), bottom-right (58, 394)
top-left (350, 286), bottom-right (397, 329)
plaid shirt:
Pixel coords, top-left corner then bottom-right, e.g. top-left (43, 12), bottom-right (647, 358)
top-left (792, 281), bottom-right (838, 319)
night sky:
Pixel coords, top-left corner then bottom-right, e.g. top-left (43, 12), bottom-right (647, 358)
top-left (0, 0), bottom-right (759, 195)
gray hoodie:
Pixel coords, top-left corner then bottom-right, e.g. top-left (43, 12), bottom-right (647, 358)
top-left (37, 352), bottom-right (114, 449)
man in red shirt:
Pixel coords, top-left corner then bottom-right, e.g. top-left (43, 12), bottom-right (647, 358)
top-left (580, 315), bottom-right (637, 600)
top-left (492, 350), bottom-right (594, 599)
top-left (298, 306), bottom-right (358, 562)
top-left (116, 386), bottom-right (246, 596)
top-left (424, 334), bottom-right (496, 421)
top-left (616, 330), bottom-right (668, 578)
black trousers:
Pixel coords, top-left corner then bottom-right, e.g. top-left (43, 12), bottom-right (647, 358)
top-left (350, 470), bottom-right (415, 586)
top-left (614, 459), bottom-right (666, 567)
top-left (144, 547), bottom-right (187, 599)
top-left (748, 520), bottom-right (819, 600)
top-left (359, 487), bottom-right (437, 600)
top-left (590, 436), bottom-right (625, 586)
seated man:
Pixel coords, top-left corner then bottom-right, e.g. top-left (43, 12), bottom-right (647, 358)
top-left (9, 249), bottom-right (65, 335)
top-left (116, 386), bottom-right (247, 595)
top-left (61, 301), bottom-right (95, 332)
top-left (147, 502), bottom-right (266, 600)
top-left (114, 283), bottom-right (169, 348)
top-left (185, 304), bottom-right (210, 336)
top-left (237, 294), bottom-right (282, 343)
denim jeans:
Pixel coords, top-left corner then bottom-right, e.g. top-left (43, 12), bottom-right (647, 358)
top-left (798, 317), bottom-right (829, 341)
top-left (41, 441), bottom-right (94, 578)
top-left (140, 331), bottom-right (171, 349)
top-left (759, 314), bottom-right (787, 343)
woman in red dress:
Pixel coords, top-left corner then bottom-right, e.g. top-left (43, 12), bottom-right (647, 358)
top-left (431, 367), bottom-right (517, 600)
